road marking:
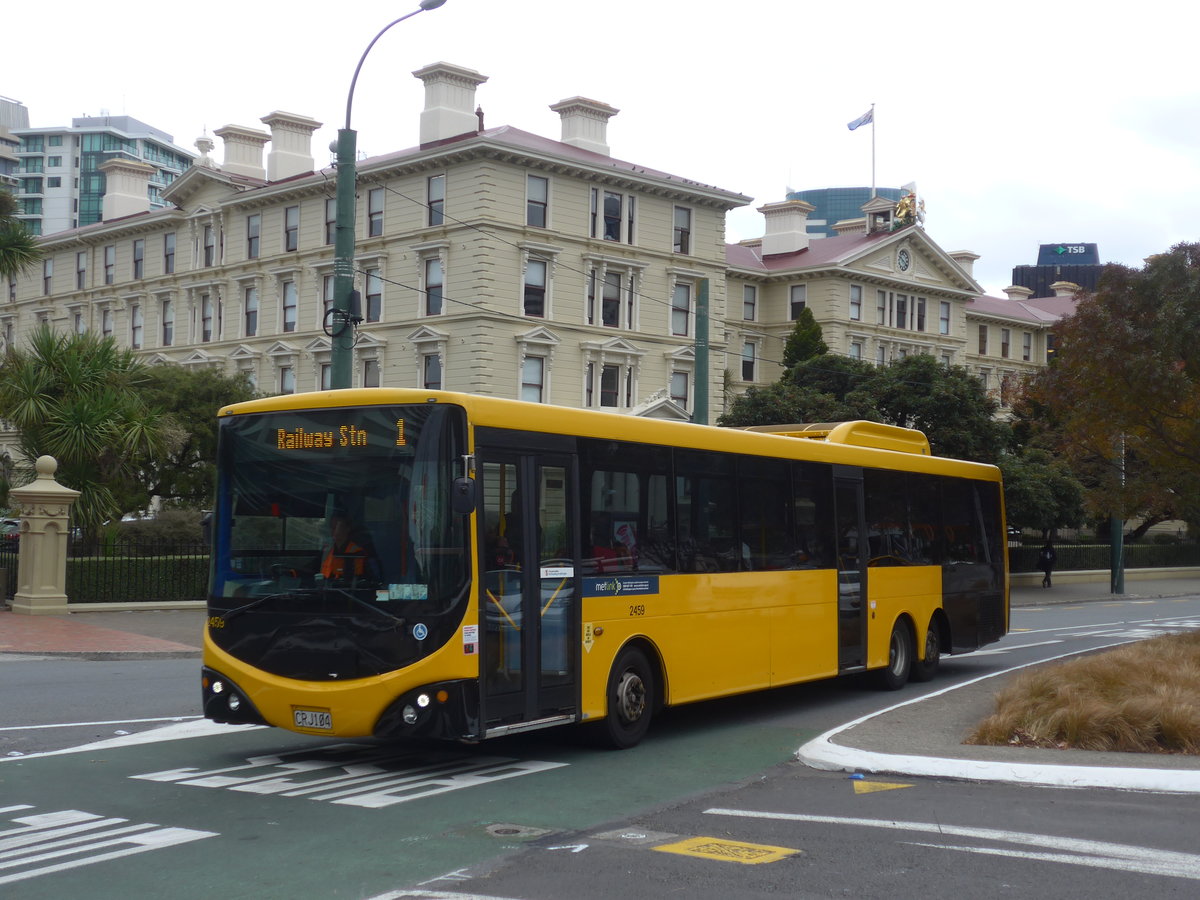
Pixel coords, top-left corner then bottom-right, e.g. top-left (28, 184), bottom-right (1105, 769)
top-left (852, 780), bottom-right (911, 794)
top-left (653, 835), bottom-right (799, 864)
top-left (370, 891), bottom-right (528, 900)
top-left (962, 639), bottom-right (1063, 656)
top-left (0, 715), bottom-right (201, 732)
top-left (546, 843), bottom-right (588, 853)
top-left (706, 808), bottom-right (1200, 880)
top-left (0, 805), bottom-right (216, 886)
top-left (133, 744), bottom-right (567, 808)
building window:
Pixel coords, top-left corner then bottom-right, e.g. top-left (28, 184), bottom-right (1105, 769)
top-left (743, 285), bottom-right (757, 321)
top-left (322, 275), bottom-right (336, 321)
top-left (280, 366), bottom-right (295, 394)
top-left (282, 281), bottom-right (298, 332)
top-left (895, 294), bottom-right (907, 329)
top-left (524, 259), bottom-right (547, 317)
top-left (247, 214), bottom-right (260, 259)
top-left (877, 289), bottom-right (887, 325)
top-left (363, 358), bottom-right (381, 388)
top-left (42, 258), bottom-right (52, 296)
top-left (367, 188), bottom-right (384, 237)
top-left (978, 324), bottom-right (988, 355)
top-left (876, 345), bottom-right (886, 366)
top-left (365, 268), bottom-right (382, 323)
top-left (130, 304), bottom-right (143, 349)
top-left (741, 341), bottom-right (756, 382)
top-left (789, 284), bottom-right (807, 320)
top-left (424, 258), bottom-right (443, 315)
top-left (284, 206), bottom-right (299, 252)
top-left (588, 270), bottom-right (631, 329)
top-left (163, 233), bottom-right (176, 275)
top-left (671, 282), bottom-right (691, 336)
top-left (76, 251), bottom-right (86, 290)
top-left (599, 364), bottom-right (621, 406)
top-left (201, 294), bottom-right (214, 342)
top-left (320, 364), bottom-right (332, 391)
top-left (102, 308), bottom-right (113, 337)
top-left (47, 176), bottom-right (61, 188)
top-left (521, 356), bottom-right (545, 402)
top-left (849, 285), bottom-right (862, 321)
top-left (427, 175), bottom-right (445, 226)
top-left (324, 198), bottom-right (337, 245)
top-left (939, 301), bottom-right (950, 335)
top-left (849, 341), bottom-right (863, 360)
top-left (1001, 328), bottom-right (1011, 359)
top-left (203, 225), bottom-right (215, 267)
top-left (422, 353), bottom-right (442, 390)
top-left (591, 188), bottom-right (634, 243)
top-left (915, 297), bottom-right (926, 331)
top-left (670, 371), bottom-right (689, 410)
top-left (1023, 331), bottom-right (1032, 362)
top-left (161, 299), bottom-right (174, 346)
top-left (104, 245), bottom-right (115, 285)
top-left (526, 175), bottom-right (548, 228)
top-left (132, 239), bottom-right (145, 279)
top-left (673, 206), bottom-right (692, 254)
top-left (244, 286), bottom-right (258, 337)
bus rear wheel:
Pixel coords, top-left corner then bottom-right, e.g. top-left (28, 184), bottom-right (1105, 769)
top-left (875, 622), bottom-right (912, 691)
top-left (601, 646), bottom-right (655, 749)
top-left (910, 621), bottom-right (941, 682)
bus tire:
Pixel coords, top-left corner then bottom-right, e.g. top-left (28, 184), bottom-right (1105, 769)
top-left (910, 620), bottom-right (941, 682)
top-left (601, 645), bottom-right (655, 749)
top-left (875, 621), bottom-right (912, 691)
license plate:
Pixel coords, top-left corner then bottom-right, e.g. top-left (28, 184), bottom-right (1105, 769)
top-left (293, 708), bottom-right (332, 730)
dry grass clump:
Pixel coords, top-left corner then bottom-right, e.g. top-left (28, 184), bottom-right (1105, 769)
top-left (966, 631), bottom-right (1200, 754)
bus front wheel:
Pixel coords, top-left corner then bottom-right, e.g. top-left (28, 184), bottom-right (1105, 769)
top-left (601, 646), bottom-right (655, 749)
top-left (875, 622), bottom-right (912, 691)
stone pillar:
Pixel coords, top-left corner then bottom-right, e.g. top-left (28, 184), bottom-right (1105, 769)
top-left (9, 456), bottom-right (81, 615)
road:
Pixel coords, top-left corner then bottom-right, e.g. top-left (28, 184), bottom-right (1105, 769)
top-left (2, 596), bottom-right (1199, 899)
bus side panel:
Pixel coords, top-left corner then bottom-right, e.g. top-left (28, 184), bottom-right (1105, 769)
top-left (865, 566), bottom-right (942, 669)
top-left (768, 569), bottom-right (839, 686)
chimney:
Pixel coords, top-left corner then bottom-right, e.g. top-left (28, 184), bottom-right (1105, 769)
top-left (949, 250), bottom-right (980, 278)
top-left (549, 97), bottom-right (619, 156)
top-left (1050, 280), bottom-right (1080, 298)
top-left (1003, 285), bottom-right (1034, 301)
top-left (260, 111), bottom-right (322, 181)
top-left (98, 158), bottom-right (155, 221)
top-left (412, 62), bottom-right (489, 145)
top-left (213, 124), bottom-right (270, 180)
top-left (757, 199), bottom-right (816, 255)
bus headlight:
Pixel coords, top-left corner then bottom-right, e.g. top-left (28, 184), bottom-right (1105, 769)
top-left (416, 693), bottom-right (431, 708)
top-left (402, 705), bottom-right (418, 725)
top-left (228, 694), bottom-right (241, 712)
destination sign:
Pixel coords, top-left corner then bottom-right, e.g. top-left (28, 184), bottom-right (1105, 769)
top-left (275, 419), bottom-right (407, 450)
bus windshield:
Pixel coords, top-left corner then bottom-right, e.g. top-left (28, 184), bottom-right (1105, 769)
top-left (208, 402), bottom-right (469, 680)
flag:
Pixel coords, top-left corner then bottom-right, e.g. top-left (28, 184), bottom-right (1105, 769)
top-left (847, 108), bottom-right (873, 131)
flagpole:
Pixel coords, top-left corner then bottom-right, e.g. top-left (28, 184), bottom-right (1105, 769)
top-left (870, 103), bottom-right (876, 198)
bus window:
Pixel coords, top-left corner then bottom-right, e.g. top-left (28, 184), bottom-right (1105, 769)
top-left (579, 440), bottom-right (675, 574)
top-left (738, 457), bottom-right (790, 570)
top-left (864, 469), bottom-right (915, 567)
top-left (675, 449), bottom-right (737, 572)
top-left (794, 462), bottom-right (835, 569)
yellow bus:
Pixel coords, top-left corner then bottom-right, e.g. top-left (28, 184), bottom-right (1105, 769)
top-left (202, 389), bottom-right (1008, 748)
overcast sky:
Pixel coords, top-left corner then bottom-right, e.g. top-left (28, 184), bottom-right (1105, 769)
top-left (9, 0), bottom-right (1197, 296)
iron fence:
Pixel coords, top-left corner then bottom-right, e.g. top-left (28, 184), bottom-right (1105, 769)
top-left (66, 538), bottom-right (210, 604)
top-left (1010, 542), bottom-right (1200, 573)
top-left (0, 542), bottom-right (17, 600)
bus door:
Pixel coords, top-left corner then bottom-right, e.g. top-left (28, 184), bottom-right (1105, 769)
top-left (478, 448), bottom-right (578, 733)
top-left (834, 468), bottom-right (867, 670)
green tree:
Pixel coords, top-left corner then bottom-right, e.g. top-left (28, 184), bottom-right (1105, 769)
top-left (1019, 242), bottom-right (1200, 527)
top-left (782, 306), bottom-right (828, 369)
top-left (997, 449), bottom-right (1085, 534)
top-left (0, 192), bottom-right (41, 282)
top-left (0, 327), bottom-right (175, 531)
top-left (135, 365), bottom-right (258, 507)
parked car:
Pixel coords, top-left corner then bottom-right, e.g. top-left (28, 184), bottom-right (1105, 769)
top-left (0, 519), bottom-right (19, 551)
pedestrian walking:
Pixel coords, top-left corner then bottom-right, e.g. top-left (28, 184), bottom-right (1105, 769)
top-left (1039, 541), bottom-right (1057, 588)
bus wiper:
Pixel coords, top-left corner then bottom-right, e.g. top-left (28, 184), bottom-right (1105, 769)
top-left (324, 587), bottom-right (406, 626)
top-left (221, 591), bottom-right (304, 622)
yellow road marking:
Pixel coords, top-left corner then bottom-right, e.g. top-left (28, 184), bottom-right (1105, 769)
top-left (653, 836), bottom-right (799, 864)
top-left (853, 780), bottom-right (913, 795)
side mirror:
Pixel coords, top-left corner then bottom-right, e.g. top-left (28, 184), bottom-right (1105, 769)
top-left (451, 476), bottom-right (478, 515)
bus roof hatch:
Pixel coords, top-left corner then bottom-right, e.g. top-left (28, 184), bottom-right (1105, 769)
top-left (738, 421), bottom-right (931, 455)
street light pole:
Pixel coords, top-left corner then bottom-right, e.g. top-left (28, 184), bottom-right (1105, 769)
top-left (330, 0), bottom-right (447, 390)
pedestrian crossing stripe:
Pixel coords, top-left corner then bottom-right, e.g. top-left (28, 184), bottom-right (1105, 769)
top-left (652, 836), bottom-right (799, 864)
top-left (853, 780), bottom-right (912, 794)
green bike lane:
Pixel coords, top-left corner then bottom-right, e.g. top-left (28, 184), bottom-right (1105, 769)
top-left (1, 706), bottom-right (815, 900)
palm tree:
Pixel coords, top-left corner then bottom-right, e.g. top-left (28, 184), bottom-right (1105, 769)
top-left (0, 191), bottom-right (40, 281)
top-left (0, 327), bottom-right (177, 532)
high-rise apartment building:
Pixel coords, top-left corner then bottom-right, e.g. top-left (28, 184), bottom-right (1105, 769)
top-left (11, 113), bottom-right (193, 234)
